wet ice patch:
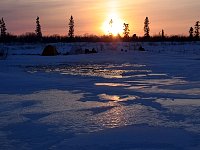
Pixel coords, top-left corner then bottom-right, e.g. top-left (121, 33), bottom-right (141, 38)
top-left (0, 90), bottom-right (83, 127)
top-left (98, 94), bottom-right (139, 102)
top-left (133, 86), bottom-right (200, 96)
top-left (0, 90), bottom-right (118, 134)
top-left (125, 78), bottom-right (200, 97)
top-left (95, 82), bottom-right (131, 87)
top-left (26, 63), bottom-right (151, 79)
top-left (125, 78), bottom-right (187, 86)
top-left (155, 98), bottom-right (200, 132)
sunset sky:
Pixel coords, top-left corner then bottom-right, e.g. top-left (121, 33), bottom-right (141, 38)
top-left (0, 0), bottom-right (199, 36)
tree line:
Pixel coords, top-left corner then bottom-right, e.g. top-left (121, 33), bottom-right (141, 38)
top-left (0, 16), bottom-right (199, 43)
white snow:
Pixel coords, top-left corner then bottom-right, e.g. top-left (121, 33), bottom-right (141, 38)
top-left (0, 42), bottom-right (200, 149)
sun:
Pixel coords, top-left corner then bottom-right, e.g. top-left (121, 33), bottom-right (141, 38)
top-left (102, 13), bottom-right (124, 36)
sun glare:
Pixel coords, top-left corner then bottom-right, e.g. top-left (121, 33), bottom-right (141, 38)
top-left (102, 13), bottom-right (124, 36)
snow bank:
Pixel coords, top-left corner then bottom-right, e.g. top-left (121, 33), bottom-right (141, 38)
top-left (0, 43), bottom-right (200, 149)
top-left (1, 42), bottom-right (200, 56)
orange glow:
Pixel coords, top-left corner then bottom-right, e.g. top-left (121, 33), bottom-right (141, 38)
top-left (102, 12), bottom-right (124, 36)
top-left (1, 0), bottom-right (199, 36)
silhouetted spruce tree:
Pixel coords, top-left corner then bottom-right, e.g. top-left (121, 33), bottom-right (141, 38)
top-left (194, 21), bottom-right (200, 39)
top-left (161, 29), bottom-right (165, 39)
top-left (189, 27), bottom-right (194, 39)
top-left (0, 18), bottom-right (7, 40)
top-left (0, 19), bottom-right (2, 37)
top-left (35, 16), bottom-right (42, 40)
top-left (123, 23), bottom-right (130, 39)
top-left (109, 19), bottom-right (113, 37)
top-left (68, 15), bottom-right (74, 38)
top-left (144, 17), bottom-right (150, 38)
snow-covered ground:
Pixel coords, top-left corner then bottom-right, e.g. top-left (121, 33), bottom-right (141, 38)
top-left (0, 42), bottom-right (200, 150)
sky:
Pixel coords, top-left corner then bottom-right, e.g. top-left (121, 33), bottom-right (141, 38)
top-left (0, 0), bottom-right (200, 36)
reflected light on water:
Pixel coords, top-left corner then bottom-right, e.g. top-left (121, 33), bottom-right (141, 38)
top-left (26, 63), bottom-right (152, 79)
top-left (148, 73), bottom-right (168, 76)
top-left (100, 94), bottom-right (120, 101)
top-left (95, 83), bottom-right (131, 87)
top-left (126, 86), bottom-right (150, 90)
top-left (125, 78), bottom-right (187, 86)
top-left (98, 94), bottom-right (139, 102)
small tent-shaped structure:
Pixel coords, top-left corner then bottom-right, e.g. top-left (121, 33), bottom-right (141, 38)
top-left (42, 45), bottom-right (59, 56)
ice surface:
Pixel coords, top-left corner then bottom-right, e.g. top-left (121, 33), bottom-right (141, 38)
top-left (0, 42), bottom-right (200, 149)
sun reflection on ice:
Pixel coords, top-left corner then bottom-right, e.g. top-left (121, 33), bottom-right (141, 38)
top-left (98, 94), bottom-right (139, 102)
top-left (95, 83), bottom-right (131, 87)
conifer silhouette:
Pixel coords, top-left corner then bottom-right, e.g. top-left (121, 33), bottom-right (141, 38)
top-left (189, 27), bottom-right (194, 39)
top-left (123, 23), bottom-right (130, 38)
top-left (0, 18), bottom-right (7, 39)
top-left (144, 17), bottom-right (150, 38)
top-left (109, 19), bottom-right (113, 36)
top-left (68, 15), bottom-right (74, 38)
top-left (35, 16), bottom-right (42, 40)
top-left (194, 21), bottom-right (200, 39)
top-left (161, 29), bottom-right (165, 39)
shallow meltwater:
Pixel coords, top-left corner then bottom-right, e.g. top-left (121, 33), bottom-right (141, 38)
top-left (26, 63), bottom-right (152, 79)
top-left (95, 83), bottom-right (131, 87)
top-left (24, 63), bottom-right (200, 133)
top-left (98, 94), bottom-right (139, 102)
